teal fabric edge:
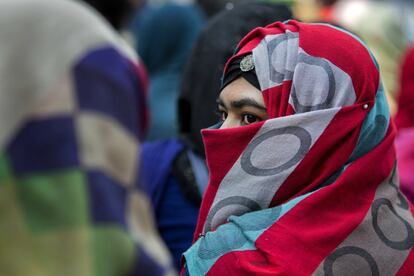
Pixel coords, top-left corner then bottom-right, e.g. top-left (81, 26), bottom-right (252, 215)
top-left (183, 192), bottom-right (312, 276)
top-left (321, 83), bottom-right (390, 187)
top-left (349, 82), bottom-right (390, 161)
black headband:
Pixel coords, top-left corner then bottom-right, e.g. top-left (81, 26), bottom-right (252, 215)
top-left (221, 54), bottom-right (260, 91)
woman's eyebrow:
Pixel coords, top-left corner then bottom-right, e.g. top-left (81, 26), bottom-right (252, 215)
top-left (231, 98), bottom-right (267, 111)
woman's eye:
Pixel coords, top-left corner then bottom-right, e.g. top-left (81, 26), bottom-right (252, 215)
top-left (242, 114), bottom-right (259, 125)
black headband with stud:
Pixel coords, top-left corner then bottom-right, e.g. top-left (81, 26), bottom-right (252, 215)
top-left (221, 54), bottom-right (260, 91)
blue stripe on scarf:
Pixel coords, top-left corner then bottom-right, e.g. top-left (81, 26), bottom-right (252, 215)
top-left (321, 81), bottom-right (390, 188)
top-left (349, 82), bottom-right (390, 161)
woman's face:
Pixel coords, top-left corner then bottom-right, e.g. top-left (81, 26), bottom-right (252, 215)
top-left (217, 77), bottom-right (268, 129)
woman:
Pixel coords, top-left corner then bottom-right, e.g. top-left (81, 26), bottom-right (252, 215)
top-left (183, 20), bottom-right (414, 275)
top-left (0, 0), bottom-right (174, 275)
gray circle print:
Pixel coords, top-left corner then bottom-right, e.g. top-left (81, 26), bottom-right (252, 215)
top-left (267, 32), bottom-right (299, 84)
top-left (323, 246), bottom-right (379, 276)
top-left (204, 196), bottom-right (261, 232)
top-left (240, 126), bottom-right (312, 176)
top-left (290, 53), bottom-right (336, 113)
top-left (371, 198), bottom-right (414, 250)
top-left (388, 168), bottom-right (410, 210)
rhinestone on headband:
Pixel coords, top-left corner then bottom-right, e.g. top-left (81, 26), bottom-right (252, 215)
top-left (240, 54), bottom-right (254, 72)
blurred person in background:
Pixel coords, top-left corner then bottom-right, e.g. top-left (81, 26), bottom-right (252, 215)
top-left (81, 0), bottom-right (144, 30)
top-left (131, 3), bottom-right (205, 141)
top-left (334, 0), bottom-right (414, 115)
top-left (287, 0), bottom-right (340, 24)
top-left (395, 45), bottom-right (414, 204)
top-left (196, 0), bottom-right (248, 17)
top-left (203, 0), bottom-right (346, 20)
top-left (317, 0), bottom-right (338, 22)
top-left (197, 0), bottom-right (293, 18)
top-left (291, 0), bottom-right (323, 22)
top-left (0, 0), bottom-right (175, 275)
top-left (139, 2), bottom-right (292, 270)
top-left (183, 20), bottom-right (414, 275)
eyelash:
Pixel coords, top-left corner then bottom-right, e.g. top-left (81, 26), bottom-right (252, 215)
top-left (242, 114), bottom-right (260, 125)
top-left (216, 109), bottom-right (261, 125)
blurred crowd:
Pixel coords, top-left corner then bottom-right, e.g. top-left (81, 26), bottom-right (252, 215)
top-left (1, 0), bottom-right (414, 275)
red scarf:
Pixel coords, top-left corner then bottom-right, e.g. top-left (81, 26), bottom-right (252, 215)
top-left (184, 21), bottom-right (414, 275)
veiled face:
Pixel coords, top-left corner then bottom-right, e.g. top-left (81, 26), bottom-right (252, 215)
top-left (217, 77), bottom-right (268, 129)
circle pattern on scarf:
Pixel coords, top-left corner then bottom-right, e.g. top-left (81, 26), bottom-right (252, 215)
top-left (267, 32), bottom-right (298, 84)
top-left (204, 196), bottom-right (261, 232)
top-left (241, 126), bottom-right (311, 176)
top-left (291, 53), bottom-right (336, 113)
top-left (323, 246), bottom-right (379, 276)
top-left (371, 198), bottom-right (414, 250)
top-left (323, 170), bottom-right (414, 273)
top-left (389, 173), bottom-right (410, 210)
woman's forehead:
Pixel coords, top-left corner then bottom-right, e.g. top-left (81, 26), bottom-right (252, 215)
top-left (219, 78), bottom-right (263, 104)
